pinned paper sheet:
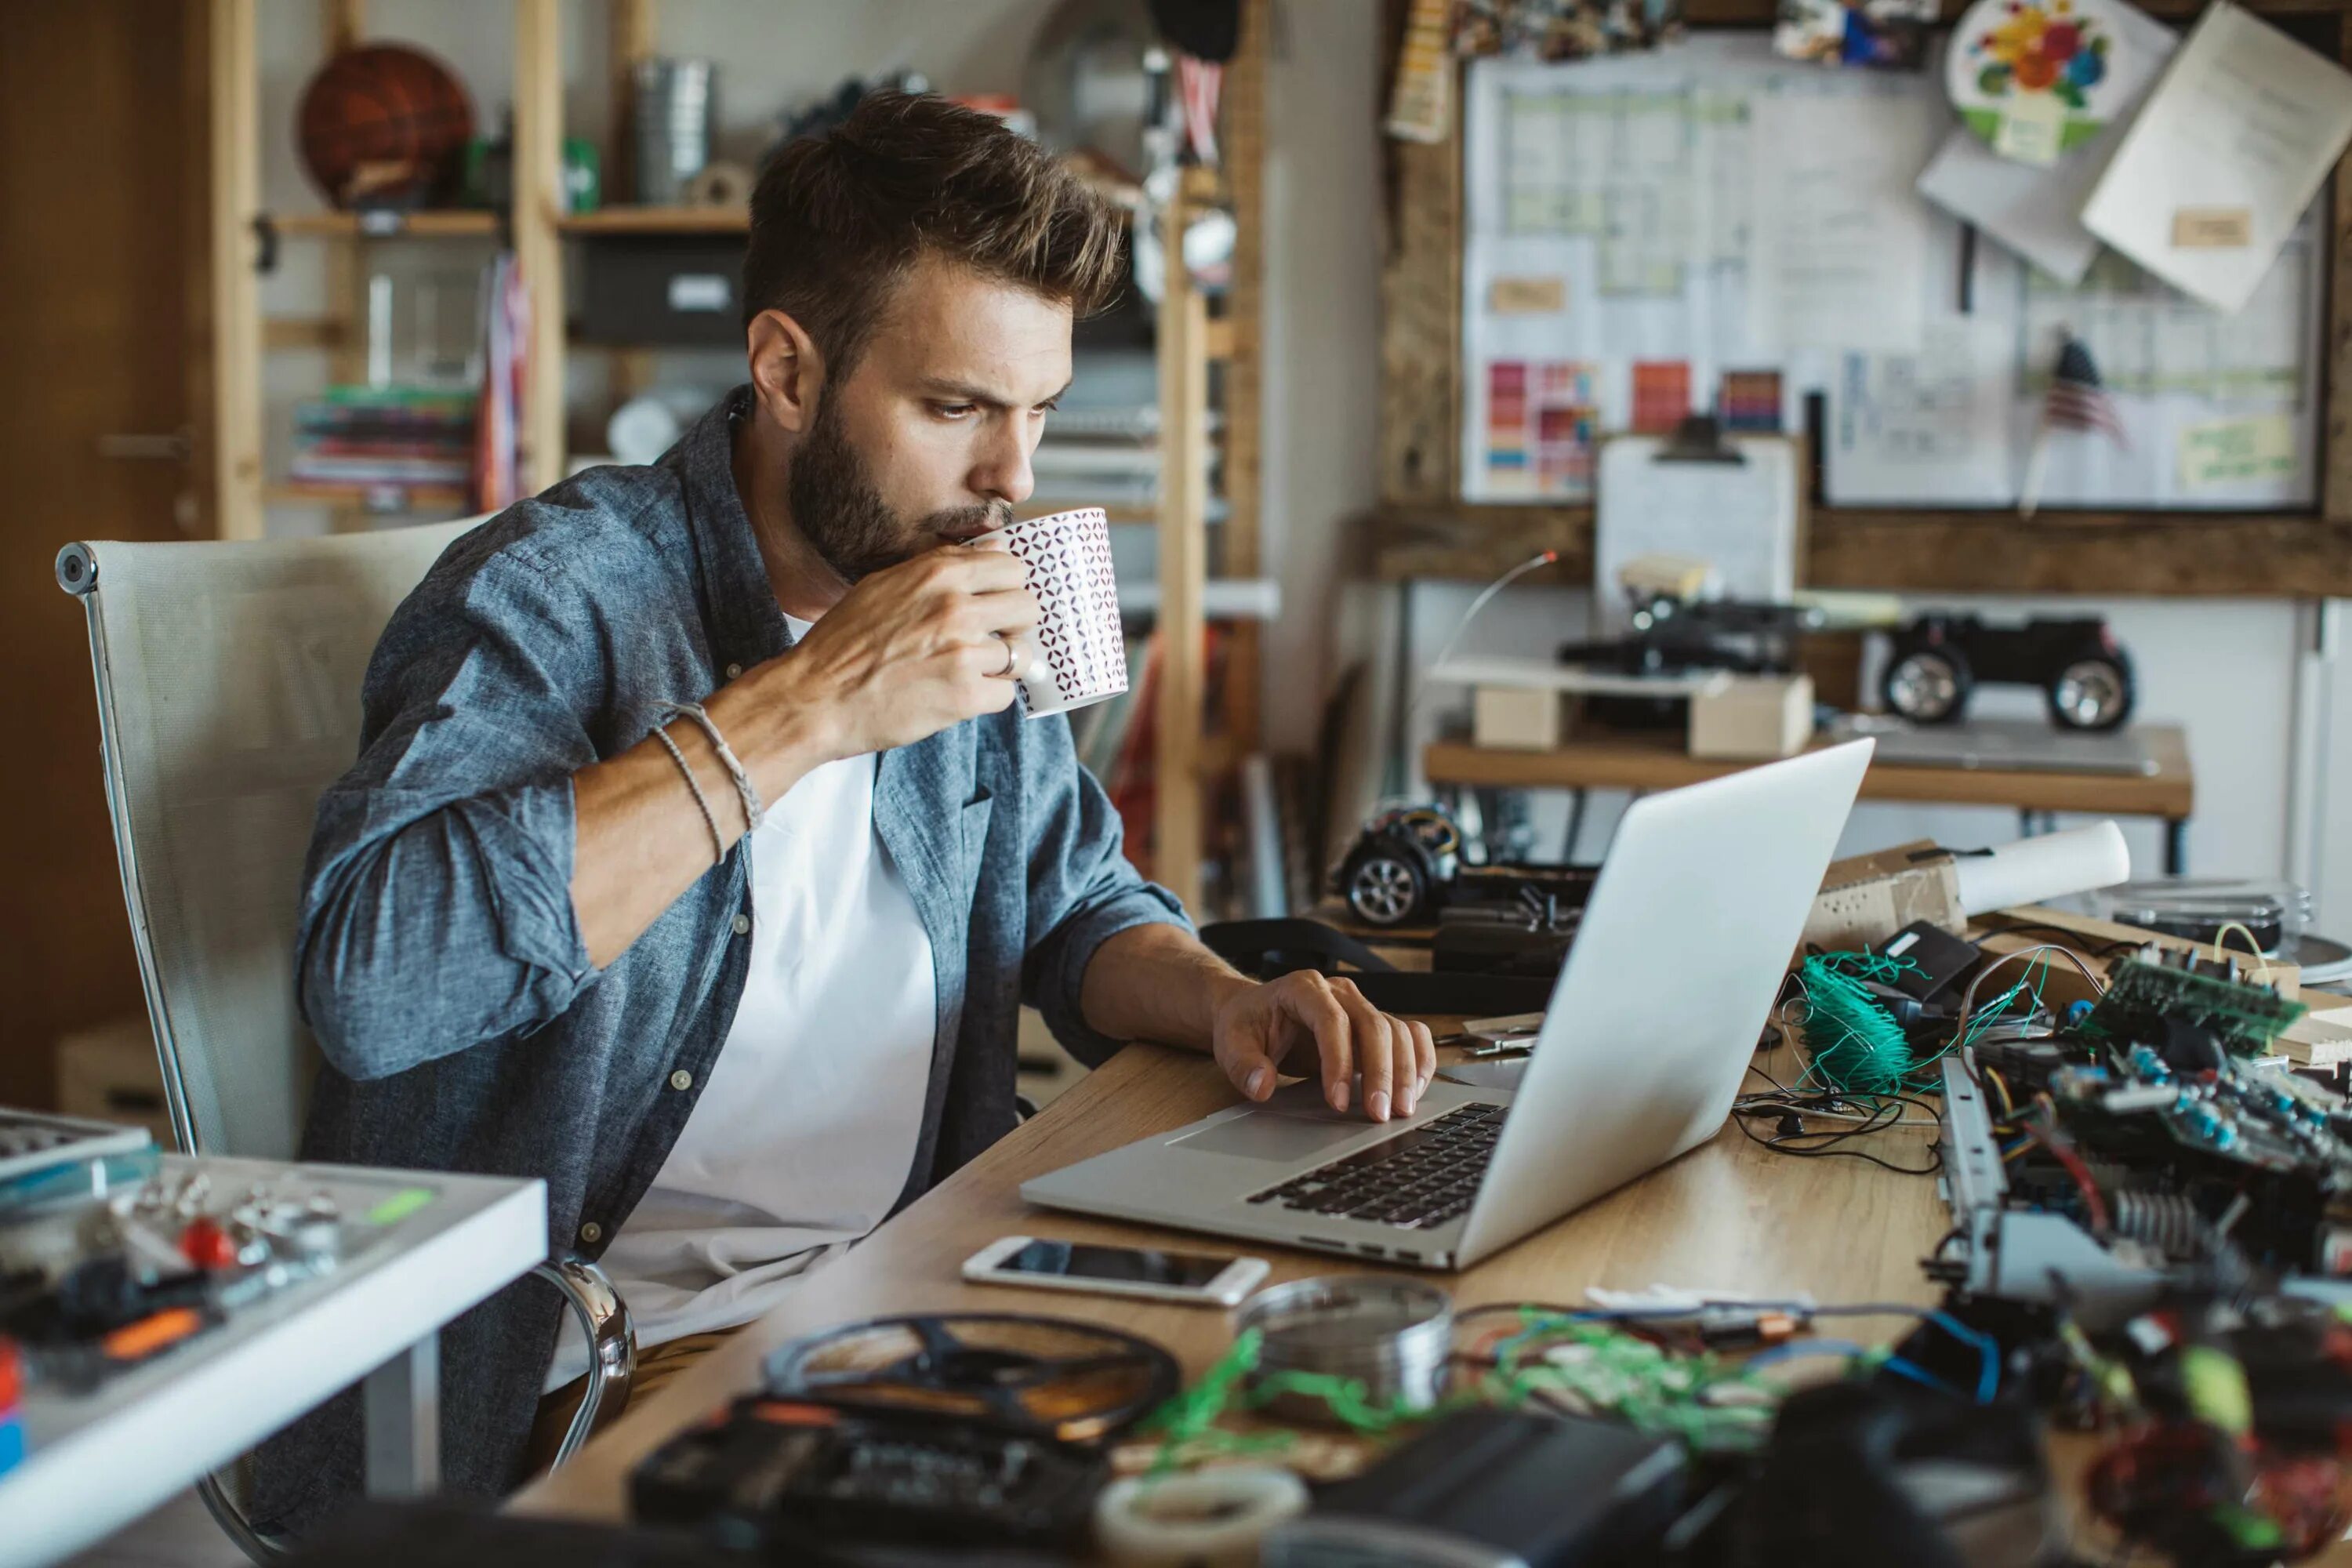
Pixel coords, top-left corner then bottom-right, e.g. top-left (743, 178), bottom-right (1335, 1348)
top-left (1487, 275), bottom-right (1567, 314)
top-left (1746, 93), bottom-right (1935, 354)
top-left (1828, 318), bottom-right (2017, 505)
top-left (1915, 0), bottom-right (2175, 285)
top-left (2180, 415), bottom-right (2298, 489)
top-left (2082, 0), bottom-right (2352, 314)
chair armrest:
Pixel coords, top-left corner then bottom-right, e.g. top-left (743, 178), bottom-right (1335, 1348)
top-left (532, 1254), bottom-right (637, 1469)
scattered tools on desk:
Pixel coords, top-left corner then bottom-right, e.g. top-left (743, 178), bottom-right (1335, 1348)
top-left (0, 1156), bottom-right (400, 1395)
top-left (634, 1313), bottom-right (1180, 1553)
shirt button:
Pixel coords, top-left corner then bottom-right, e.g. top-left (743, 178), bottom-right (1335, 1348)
top-left (670, 1069), bottom-right (693, 1091)
top-left (731, 913), bottom-right (751, 936)
top-left (724, 663), bottom-right (742, 680)
top-left (578, 1221), bottom-right (602, 1245)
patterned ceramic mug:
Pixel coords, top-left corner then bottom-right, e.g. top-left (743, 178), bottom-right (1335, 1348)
top-left (994, 507), bottom-right (1127, 720)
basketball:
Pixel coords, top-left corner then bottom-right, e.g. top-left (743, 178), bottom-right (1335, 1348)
top-left (296, 45), bottom-right (475, 209)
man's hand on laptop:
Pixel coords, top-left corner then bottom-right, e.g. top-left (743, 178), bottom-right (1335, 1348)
top-left (1213, 972), bottom-right (1435, 1123)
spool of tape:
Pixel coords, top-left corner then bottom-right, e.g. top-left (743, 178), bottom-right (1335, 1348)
top-left (684, 160), bottom-right (752, 209)
top-left (1094, 1467), bottom-right (1308, 1567)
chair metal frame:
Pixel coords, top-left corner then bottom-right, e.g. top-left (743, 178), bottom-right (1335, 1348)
top-left (57, 538), bottom-right (635, 1561)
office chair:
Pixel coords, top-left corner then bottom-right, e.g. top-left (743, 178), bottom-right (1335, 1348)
top-left (57, 523), bottom-right (635, 1560)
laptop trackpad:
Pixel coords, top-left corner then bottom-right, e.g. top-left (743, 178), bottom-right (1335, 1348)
top-left (1172, 1110), bottom-right (1364, 1163)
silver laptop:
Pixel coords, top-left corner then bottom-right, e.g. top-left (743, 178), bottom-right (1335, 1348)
top-left (1022, 741), bottom-right (1874, 1270)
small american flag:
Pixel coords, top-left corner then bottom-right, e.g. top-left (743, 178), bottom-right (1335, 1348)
top-left (2042, 332), bottom-right (2128, 447)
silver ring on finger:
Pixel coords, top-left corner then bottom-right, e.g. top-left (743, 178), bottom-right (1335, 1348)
top-left (996, 637), bottom-right (1024, 679)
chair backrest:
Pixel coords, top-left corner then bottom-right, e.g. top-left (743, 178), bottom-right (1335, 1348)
top-left (58, 520), bottom-right (481, 1159)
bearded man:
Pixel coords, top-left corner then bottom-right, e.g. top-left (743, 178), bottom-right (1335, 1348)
top-left (259, 92), bottom-right (1429, 1526)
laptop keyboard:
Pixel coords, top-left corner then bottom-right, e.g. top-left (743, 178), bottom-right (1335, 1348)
top-left (1245, 1103), bottom-right (1504, 1230)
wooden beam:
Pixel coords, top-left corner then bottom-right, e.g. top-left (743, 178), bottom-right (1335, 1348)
top-left (207, 0), bottom-right (263, 539)
top-left (1156, 172), bottom-right (1215, 914)
top-left (514, 0), bottom-right (566, 492)
top-left (1221, 0), bottom-right (1269, 760)
top-left (1376, 0), bottom-right (1461, 506)
top-left (2328, 14), bottom-right (2352, 521)
top-left (325, 0), bottom-right (365, 54)
top-left (1370, 503), bottom-right (2352, 598)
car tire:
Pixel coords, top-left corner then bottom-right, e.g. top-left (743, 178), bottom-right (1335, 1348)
top-left (1882, 644), bottom-right (1973, 726)
top-left (1341, 849), bottom-right (1429, 928)
top-left (2046, 655), bottom-right (2136, 731)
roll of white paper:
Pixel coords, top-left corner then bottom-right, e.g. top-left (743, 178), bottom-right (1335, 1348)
top-left (1955, 820), bottom-right (2132, 916)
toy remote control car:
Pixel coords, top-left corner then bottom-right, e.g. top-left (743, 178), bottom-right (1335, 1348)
top-left (1332, 807), bottom-right (1595, 930)
top-left (1880, 613), bottom-right (2135, 732)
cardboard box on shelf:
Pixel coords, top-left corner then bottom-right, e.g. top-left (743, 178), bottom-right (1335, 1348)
top-left (1472, 684), bottom-right (1565, 751)
top-left (1690, 673), bottom-right (1813, 761)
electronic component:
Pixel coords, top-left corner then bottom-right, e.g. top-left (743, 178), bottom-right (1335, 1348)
top-left (1939, 1040), bottom-right (2352, 1326)
top-left (1431, 895), bottom-right (1581, 977)
top-left (0, 1166), bottom-right (397, 1392)
top-left (761, 1314), bottom-right (1178, 1447)
top-left (1260, 1409), bottom-right (1684, 1568)
top-left (637, 1312), bottom-right (1185, 1552)
top-left (1872, 920), bottom-right (1981, 1005)
top-left (1730, 1381), bottom-right (2056, 1567)
top-left (2082, 947), bottom-right (2307, 1058)
top-left (630, 1397), bottom-right (1106, 1551)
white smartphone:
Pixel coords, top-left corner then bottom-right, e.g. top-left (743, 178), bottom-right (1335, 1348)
top-left (961, 1236), bottom-right (1270, 1308)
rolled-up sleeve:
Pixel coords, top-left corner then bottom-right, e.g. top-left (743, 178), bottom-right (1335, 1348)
top-left (296, 541), bottom-right (604, 1081)
top-left (1016, 718), bottom-right (1190, 1068)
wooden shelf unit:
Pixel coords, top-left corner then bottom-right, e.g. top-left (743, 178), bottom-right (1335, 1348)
top-left (211, 0), bottom-right (1269, 916)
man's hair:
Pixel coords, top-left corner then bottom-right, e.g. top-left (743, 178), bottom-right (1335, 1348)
top-left (742, 91), bottom-right (1126, 379)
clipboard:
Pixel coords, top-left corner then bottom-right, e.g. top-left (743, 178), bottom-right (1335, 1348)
top-left (1594, 416), bottom-right (1806, 630)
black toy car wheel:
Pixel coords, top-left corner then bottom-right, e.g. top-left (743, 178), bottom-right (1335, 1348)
top-left (1882, 645), bottom-right (1973, 726)
top-left (1343, 850), bottom-right (1429, 927)
top-left (2047, 655), bottom-right (2135, 731)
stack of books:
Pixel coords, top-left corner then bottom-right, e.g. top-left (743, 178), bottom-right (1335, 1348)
top-left (285, 386), bottom-right (477, 510)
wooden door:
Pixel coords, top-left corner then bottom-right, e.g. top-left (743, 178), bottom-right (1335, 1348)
top-left (0, 2), bottom-right (210, 1107)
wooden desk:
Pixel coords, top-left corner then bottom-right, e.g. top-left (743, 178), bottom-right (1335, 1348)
top-left (1425, 724), bottom-right (2196, 874)
top-left (515, 1039), bottom-right (1944, 1523)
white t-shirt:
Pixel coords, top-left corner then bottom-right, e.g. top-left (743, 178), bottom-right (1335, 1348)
top-left (549, 615), bottom-right (937, 1389)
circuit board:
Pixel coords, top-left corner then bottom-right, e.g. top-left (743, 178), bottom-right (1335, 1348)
top-left (1936, 945), bottom-right (2352, 1325)
top-left (2081, 951), bottom-right (2306, 1057)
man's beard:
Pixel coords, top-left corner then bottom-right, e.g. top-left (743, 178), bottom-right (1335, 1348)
top-left (785, 397), bottom-right (1010, 585)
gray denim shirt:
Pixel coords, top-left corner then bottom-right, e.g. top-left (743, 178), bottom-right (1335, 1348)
top-left (255, 387), bottom-right (1186, 1528)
